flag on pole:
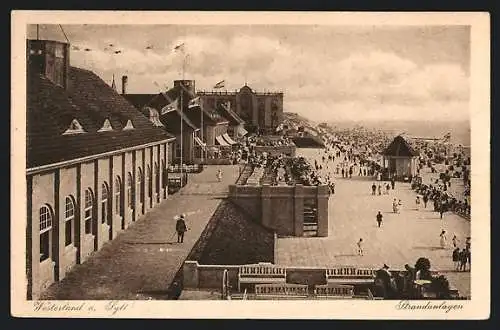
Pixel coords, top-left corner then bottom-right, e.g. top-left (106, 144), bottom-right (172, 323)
top-left (188, 96), bottom-right (202, 109)
top-left (213, 80), bottom-right (225, 89)
top-left (160, 98), bottom-right (179, 114)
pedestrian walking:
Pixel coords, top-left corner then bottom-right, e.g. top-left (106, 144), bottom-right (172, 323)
top-left (217, 169), bottom-right (223, 182)
top-left (439, 202), bottom-right (446, 219)
top-left (175, 214), bottom-right (188, 243)
top-left (341, 168), bottom-right (345, 178)
top-left (466, 248), bottom-right (471, 271)
top-left (439, 230), bottom-right (447, 249)
top-left (392, 198), bottom-right (398, 213)
top-left (452, 247), bottom-right (460, 271)
top-left (397, 199), bottom-right (402, 214)
top-left (459, 249), bottom-right (467, 271)
top-left (371, 183), bottom-right (376, 195)
top-left (423, 194), bottom-right (428, 208)
top-left (376, 211), bottom-right (383, 227)
top-left (465, 237), bottom-right (471, 250)
top-left (385, 183), bottom-right (390, 195)
top-left (378, 184), bottom-right (382, 196)
top-left (415, 196), bottom-right (421, 210)
top-left (357, 238), bottom-right (364, 256)
top-left (452, 235), bottom-right (459, 248)
top-left (391, 178), bottom-right (395, 190)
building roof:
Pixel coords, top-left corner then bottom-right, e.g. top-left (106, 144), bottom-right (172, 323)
top-left (382, 135), bottom-right (420, 157)
top-left (216, 103), bottom-right (245, 125)
top-left (27, 67), bottom-right (174, 169)
top-left (124, 91), bottom-right (199, 132)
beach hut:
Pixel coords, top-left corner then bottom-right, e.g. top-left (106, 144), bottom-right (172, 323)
top-left (382, 135), bottom-right (420, 180)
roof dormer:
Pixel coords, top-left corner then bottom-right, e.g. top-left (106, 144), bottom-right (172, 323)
top-left (62, 118), bottom-right (86, 135)
top-left (97, 118), bottom-right (113, 132)
top-left (123, 119), bottom-right (135, 131)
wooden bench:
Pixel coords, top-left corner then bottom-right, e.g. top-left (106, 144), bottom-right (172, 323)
top-left (326, 267), bottom-right (376, 285)
top-left (255, 283), bottom-right (308, 299)
top-left (238, 263), bottom-right (287, 292)
top-left (314, 284), bottom-right (354, 298)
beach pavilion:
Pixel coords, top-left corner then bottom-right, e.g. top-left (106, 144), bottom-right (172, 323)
top-left (382, 135), bottom-right (420, 180)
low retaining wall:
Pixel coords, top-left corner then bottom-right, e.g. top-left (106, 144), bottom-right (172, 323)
top-left (229, 184), bottom-right (329, 237)
top-left (184, 262), bottom-right (372, 291)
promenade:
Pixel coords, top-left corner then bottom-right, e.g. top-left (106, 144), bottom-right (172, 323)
top-left (276, 148), bottom-right (471, 297)
top-left (40, 165), bottom-right (240, 300)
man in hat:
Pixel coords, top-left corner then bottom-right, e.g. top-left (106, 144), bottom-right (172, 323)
top-left (376, 211), bottom-right (383, 228)
top-left (175, 214), bottom-right (188, 243)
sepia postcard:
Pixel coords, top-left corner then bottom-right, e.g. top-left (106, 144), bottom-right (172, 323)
top-left (11, 11), bottom-right (490, 319)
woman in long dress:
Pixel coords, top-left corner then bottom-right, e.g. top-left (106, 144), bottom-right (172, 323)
top-left (440, 230), bottom-right (447, 249)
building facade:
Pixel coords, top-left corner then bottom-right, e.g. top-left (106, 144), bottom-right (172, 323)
top-left (26, 39), bottom-right (175, 299)
top-left (198, 84), bottom-right (284, 134)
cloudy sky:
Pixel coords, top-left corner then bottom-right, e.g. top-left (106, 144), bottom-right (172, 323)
top-left (28, 24), bottom-right (470, 122)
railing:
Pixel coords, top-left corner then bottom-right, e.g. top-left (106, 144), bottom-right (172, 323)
top-left (238, 263), bottom-right (287, 291)
top-left (326, 267), bottom-right (377, 278)
top-left (314, 284), bottom-right (354, 297)
top-left (168, 164), bottom-right (203, 173)
top-left (167, 173), bottom-right (188, 194)
top-left (255, 283), bottom-right (308, 297)
top-left (239, 264), bottom-right (287, 277)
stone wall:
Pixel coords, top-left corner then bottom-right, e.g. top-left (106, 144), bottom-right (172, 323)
top-left (228, 184), bottom-right (329, 237)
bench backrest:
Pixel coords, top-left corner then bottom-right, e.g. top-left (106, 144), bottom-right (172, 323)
top-left (255, 283), bottom-right (308, 296)
top-left (314, 284), bottom-right (354, 297)
top-left (326, 267), bottom-right (376, 278)
top-left (239, 264), bottom-right (286, 278)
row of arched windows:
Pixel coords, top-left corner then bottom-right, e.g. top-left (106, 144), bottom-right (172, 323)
top-left (38, 161), bottom-right (167, 263)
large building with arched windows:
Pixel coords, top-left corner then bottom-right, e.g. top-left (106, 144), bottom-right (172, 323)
top-left (197, 84), bottom-right (284, 135)
top-left (26, 38), bottom-right (175, 299)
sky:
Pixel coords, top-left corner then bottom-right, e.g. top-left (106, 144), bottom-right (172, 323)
top-left (28, 24), bottom-right (470, 123)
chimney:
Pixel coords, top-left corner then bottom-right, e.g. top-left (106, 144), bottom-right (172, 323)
top-left (122, 75), bottom-right (128, 95)
top-left (27, 39), bottom-right (70, 89)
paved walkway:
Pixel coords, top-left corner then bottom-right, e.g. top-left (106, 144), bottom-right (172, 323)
top-left (276, 148), bottom-right (471, 297)
top-left (40, 165), bottom-right (240, 300)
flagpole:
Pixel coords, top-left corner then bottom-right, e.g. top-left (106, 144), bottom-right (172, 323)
top-left (180, 85), bottom-right (183, 182)
top-left (201, 98), bottom-right (204, 163)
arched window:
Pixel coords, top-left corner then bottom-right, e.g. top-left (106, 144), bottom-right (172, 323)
top-left (137, 168), bottom-right (144, 204)
top-left (127, 172), bottom-right (133, 208)
top-left (84, 188), bottom-right (94, 235)
top-left (39, 205), bottom-right (53, 261)
top-left (101, 182), bottom-right (109, 225)
top-left (115, 176), bottom-right (121, 215)
top-left (64, 196), bottom-right (75, 246)
top-left (147, 165), bottom-right (152, 198)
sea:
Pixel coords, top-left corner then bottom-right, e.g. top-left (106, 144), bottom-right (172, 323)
top-left (327, 120), bottom-right (471, 146)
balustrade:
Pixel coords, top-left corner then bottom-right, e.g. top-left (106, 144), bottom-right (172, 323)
top-left (255, 283), bottom-right (308, 296)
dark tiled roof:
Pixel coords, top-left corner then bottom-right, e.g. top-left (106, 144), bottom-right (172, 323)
top-left (383, 135), bottom-right (419, 157)
top-left (27, 67), bottom-right (174, 169)
top-left (184, 106), bottom-right (227, 128)
top-left (125, 90), bottom-right (199, 131)
top-left (160, 110), bottom-right (197, 135)
top-left (216, 103), bottom-right (245, 125)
